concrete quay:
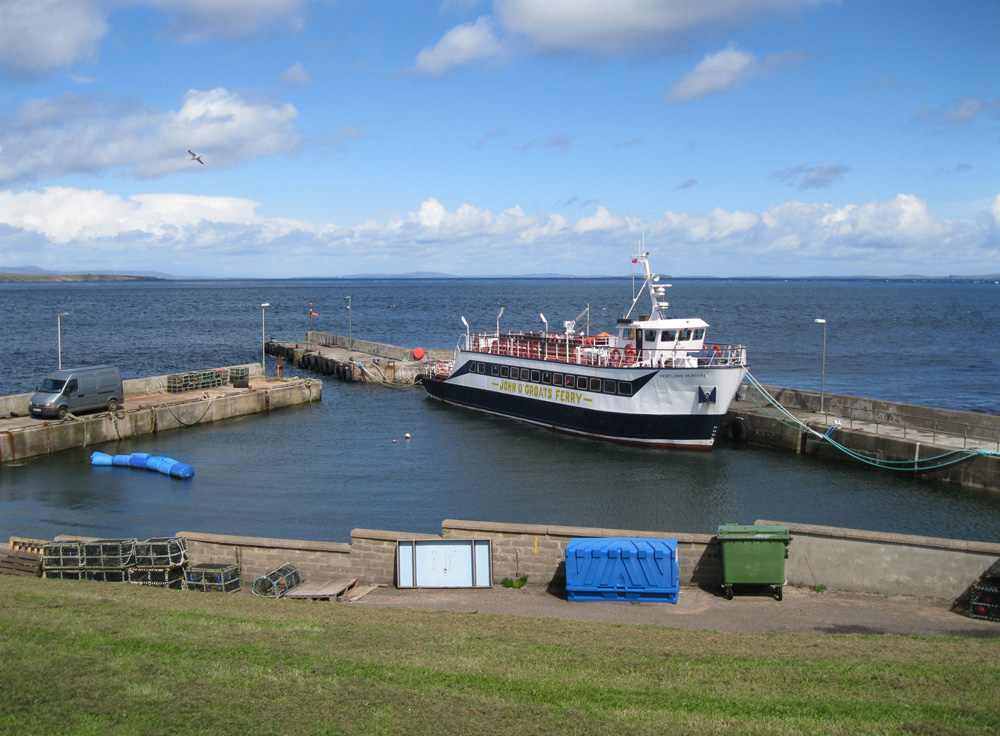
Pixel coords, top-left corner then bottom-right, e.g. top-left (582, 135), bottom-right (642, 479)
top-left (268, 330), bottom-right (451, 385)
top-left (730, 383), bottom-right (1000, 492)
top-left (0, 364), bottom-right (321, 464)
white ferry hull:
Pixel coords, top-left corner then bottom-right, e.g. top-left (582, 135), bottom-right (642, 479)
top-left (423, 351), bottom-right (746, 449)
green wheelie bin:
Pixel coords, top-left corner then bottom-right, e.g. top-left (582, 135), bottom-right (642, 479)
top-left (717, 524), bottom-right (790, 601)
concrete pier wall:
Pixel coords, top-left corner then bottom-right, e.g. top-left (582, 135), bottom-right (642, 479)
top-left (0, 375), bottom-right (321, 464)
top-left (170, 519), bottom-right (1000, 601)
top-left (306, 331), bottom-right (451, 363)
top-left (0, 363), bottom-right (264, 419)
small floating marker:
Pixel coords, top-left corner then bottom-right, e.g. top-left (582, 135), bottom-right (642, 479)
top-left (413, 347), bottom-right (425, 360)
top-left (405, 433), bottom-right (411, 440)
top-left (392, 439), bottom-right (397, 444)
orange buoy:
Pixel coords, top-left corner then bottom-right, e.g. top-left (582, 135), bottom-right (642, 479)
top-left (413, 347), bottom-right (425, 359)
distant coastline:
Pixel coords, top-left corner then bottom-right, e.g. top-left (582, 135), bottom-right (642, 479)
top-left (0, 273), bottom-right (162, 283)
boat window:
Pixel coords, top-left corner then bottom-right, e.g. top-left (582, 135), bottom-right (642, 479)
top-left (589, 377), bottom-right (602, 392)
top-left (644, 330), bottom-right (656, 341)
top-left (679, 329), bottom-right (692, 341)
top-left (491, 364), bottom-right (499, 376)
top-left (603, 379), bottom-right (616, 393)
top-left (500, 366), bottom-right (509, 378)
top-left (530, 370), bottom-right (540, 382)
top-left (479, 363), bottom-right (487, 374)
top-left (661, 330), bottom-right (676, 342)
top-left (565, 375), bottom-right (575, 387)
top-left (553, 372), bottom-right (562, 385)
top-left (520, 368), bottom-right (530, 380)
top-left (693, 328), bottom-right (704, 340)
top-left (542, 372), bottom-right (552, 384)
top-left (617, 382), bottom-right (632, 396)
top-left (576, 376), bottom-right (588, 390)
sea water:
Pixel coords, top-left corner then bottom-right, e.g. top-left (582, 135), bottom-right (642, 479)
top-left (1, 277), bottom-right (999, 543)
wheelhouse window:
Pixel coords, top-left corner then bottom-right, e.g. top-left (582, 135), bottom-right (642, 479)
top-left (661, 330), bottom-right (677, 342)
top-left (693, 328), bottom-right (705, 340)
top-left (679, 329), bottom-right (692, 341)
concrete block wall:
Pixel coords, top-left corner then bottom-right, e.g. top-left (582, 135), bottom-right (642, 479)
top-left (307, 331), bottom-right (452, 363)
top-left (179, 531), bottom-right (353, 585)
top-left (755, 383), bottom-right (1000, 440)
top-left (441, 519), bottom-right (719, 587)
top-left (763, 520), bottom-right (1000, 599)
top-left (36, 519), bottom-right (1000, 600)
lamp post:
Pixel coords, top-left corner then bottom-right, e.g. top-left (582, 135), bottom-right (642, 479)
top-left (261, 303), bottom-right (270, 376)
top-left (345, 296), bottom-right (352, 343)
top-left (814, 318), bottom-right (827, 413)
top-left (57, 312), bottom-right (69, 369)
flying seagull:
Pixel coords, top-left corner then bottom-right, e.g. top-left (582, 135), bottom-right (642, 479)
top-left (187, 150), bottom-right (204, 164)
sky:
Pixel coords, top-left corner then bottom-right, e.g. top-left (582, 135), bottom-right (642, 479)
top-left (0, 0), bottom-right (998, 278)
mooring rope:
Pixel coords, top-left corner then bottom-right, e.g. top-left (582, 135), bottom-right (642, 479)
top-left (742, 372), bottom-right (997, 471)
top-left (351, 361), bottom-right (416, 389)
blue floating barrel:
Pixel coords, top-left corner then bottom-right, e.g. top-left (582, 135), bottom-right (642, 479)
top-left (128, 452), bottom-right (151, 468)
top-left (90, 451), bottom-right (114, 466)
top-left (90, 450), bottom-right (194, 479)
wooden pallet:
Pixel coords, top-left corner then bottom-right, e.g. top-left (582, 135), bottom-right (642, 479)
top-left (9, 536), bottom-right (48, 555)
top-left (284, 578), bottom-right (358, 601)
top-left (0, 549), bottom-right (43, 577)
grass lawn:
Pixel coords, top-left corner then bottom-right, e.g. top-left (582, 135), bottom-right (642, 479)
top-left (1, 575), bottom-right (997, 735)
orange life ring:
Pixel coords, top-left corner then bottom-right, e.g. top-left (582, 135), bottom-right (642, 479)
top-left (610, 348), bottom-right (622, 366)
top-left (472, 336), bottom-right (480, 351)
top-left (624, 345), bottom-right (636, 364)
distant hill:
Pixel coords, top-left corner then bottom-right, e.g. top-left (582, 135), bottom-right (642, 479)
top-left (0, 266), bottom-right (169, 282)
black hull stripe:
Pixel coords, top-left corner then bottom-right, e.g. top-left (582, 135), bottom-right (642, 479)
top-left (423, 378), bottom-right (722, 446)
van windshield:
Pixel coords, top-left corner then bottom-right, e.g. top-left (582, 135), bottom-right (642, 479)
top-left (39, 378), bottom-right (65, 393)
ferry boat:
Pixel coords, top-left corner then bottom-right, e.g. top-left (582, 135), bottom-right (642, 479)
top-left (421, 252), bottom-right (748, 449)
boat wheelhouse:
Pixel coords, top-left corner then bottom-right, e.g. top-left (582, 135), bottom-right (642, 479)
top-left (421, 253), bottom-right (748, 449)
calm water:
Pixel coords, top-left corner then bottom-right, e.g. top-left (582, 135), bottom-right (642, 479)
top-left (2, 277), bottom-right (999, 544)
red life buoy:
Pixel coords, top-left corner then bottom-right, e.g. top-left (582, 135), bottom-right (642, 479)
top-left (624, 345), bottom-right (636, 364)
top-left (610, 348), bottom-right (622, 366)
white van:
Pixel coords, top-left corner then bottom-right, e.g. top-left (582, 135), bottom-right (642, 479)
top-left (29, 365), bottom-right (124, 420)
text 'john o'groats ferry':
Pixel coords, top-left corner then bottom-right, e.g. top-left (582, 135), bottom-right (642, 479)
top-left (421, 252), bottom-right (749, 449)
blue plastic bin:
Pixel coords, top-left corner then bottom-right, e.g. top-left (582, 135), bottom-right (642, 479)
top-left (565, 538), bottom-right (679, 603)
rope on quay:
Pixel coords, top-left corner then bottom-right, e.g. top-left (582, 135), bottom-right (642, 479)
top-left (742, 372), bottom-right (998, 472)
top-left (350, 360), bottom-right (416, 390)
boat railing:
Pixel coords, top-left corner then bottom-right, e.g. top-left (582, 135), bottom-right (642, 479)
top-left (459, 331), bottom-right (746, 369)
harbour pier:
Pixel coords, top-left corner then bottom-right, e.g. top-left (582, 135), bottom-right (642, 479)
top-left (267, 330), bottom-right (451, 385)
top-left (0, 364), bottom-right (321, 464)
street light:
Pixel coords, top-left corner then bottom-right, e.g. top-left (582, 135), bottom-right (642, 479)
top-left (814, 318), bottom-right (827, 413)
top-left (345, 296), bottom-right (352, 343)
top-left (261, 303), bottom-right (270, 376)
top-left (57, 312), bottom-right (69, 369)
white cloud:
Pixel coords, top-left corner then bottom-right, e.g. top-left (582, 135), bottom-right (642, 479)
top-left (144, 0), bottom-right (305, 43)
top-left (495, 0), bottom-right (829, 57)
top-left (415, 16), bottom-right (505, 76)
top-left (774, 163), bottom-right (850, 190)
top-left (0, 0), bottom-right (107, 80)
top-left (0, 88), bottom-right (302, 185)
top-left (0, 190), bottom-right (996, 277)
top-left (278, 62), bottom-right (311, 86)
top-left (0, 0), bottom-right (305, 81)
top-left (668, 46), bottom-right (803, 102)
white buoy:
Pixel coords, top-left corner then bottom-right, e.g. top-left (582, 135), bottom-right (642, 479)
top-left (405, 433), bottom-right (411, 440)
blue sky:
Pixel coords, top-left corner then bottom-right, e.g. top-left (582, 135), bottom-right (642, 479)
top-left (0, 0), bottom-right (998, 278)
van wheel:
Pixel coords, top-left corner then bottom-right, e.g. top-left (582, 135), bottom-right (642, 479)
top-left (56, 406), bottom-right (68, 420)
top-left (107, 398), bottom-right (119, 412)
